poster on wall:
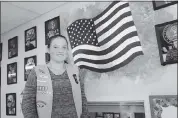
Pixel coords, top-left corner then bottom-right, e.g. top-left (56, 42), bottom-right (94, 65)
top-left (149, 95), bottom-right (177, 118)
top-left (24, 55), bottom-right (37, 81)
top-left (25, 26), bottom-right (37, 52)
top-left (8, 36), bottom-right (18, 59)
top-left (45, 16), bottom-right (60, 45)
top-left (7, 62), bottom-right (17, 85)
top-left (0, 43), bottom-right (2, 61)
top-left (155, 20), bottom-right (178, 65)
top-left (6, 93), bottom-right (16, 116)
top-left (45, 53), bottom-right (50, 64)
top-left (152, 1), bottom-right (177, 10)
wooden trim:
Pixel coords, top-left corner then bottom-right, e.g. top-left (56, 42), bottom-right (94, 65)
top-left (88, 101), bottom-right (144, 106)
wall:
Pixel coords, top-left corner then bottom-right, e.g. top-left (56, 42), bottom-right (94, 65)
top-left (1, 2), bottom-right (177, 118)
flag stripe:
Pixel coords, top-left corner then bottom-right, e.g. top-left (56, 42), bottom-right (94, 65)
top-left (95, 6), bottom-right (131, 34)
top-left (94, 2), bottom-right (129, 29)
top-left (75, 46), bottom-right (143, 69)
top-left (78, 51), bottom-right (143, 73)
top-left (97, 11), bottom-right (132, 38)
top-left (93, 1), bottom-right (119, 21)
top-left (73, 37), bottom-right (140, 61)
top-left (98, 20), bottom-right (134, 45)
top-left (94, 2), bottom-right (127, 25)
top-left (98, 24), bottom-right (136, 45)
top-left (73, 32), bottom-right (138, 56)
top-left (72, 32), bottom-right (138, 54)
top-left (74, 42), bottom-right (142, 64)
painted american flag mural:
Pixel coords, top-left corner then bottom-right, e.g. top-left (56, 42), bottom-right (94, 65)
top-left (67, 1), bottom-right (144, 72)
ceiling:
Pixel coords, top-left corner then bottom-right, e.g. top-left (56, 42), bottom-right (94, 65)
top-left (1, 2), bottom-right (67, 35)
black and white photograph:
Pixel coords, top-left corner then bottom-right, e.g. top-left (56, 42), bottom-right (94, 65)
top-left (152, 1), bottom-right (177, 10)
top-left (8, 36), bottom-right (18, 59)
top-left (45, 16), bottom-right (60, 45)
top-left (25, 26), bottom-right (37, 52)
top-left (149, 95), bottom-right (177, 118)
top-left (155, 20), bottom-right (178, 65)
top-left (103, 113), bottom-right (114, 118)
top-left (6, 93), bottom-right (16, 116)
top-left (0, 43), bottom-right (2, 61)
top-left (24, 55), bottom-right (37, 81)
top-left (114, 113), bottom-right (120, 118)
top-left (45, 52), bottom-right (50, 64)
top-left (7, 62), bottom-right (17, 85)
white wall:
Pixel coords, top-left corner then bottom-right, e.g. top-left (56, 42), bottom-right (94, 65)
top-left (1, 2), bottom-right (177, 118)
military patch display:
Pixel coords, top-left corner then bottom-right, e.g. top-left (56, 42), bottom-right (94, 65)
top-left (45, 16), bottom-right (60, 45)
top-left (155, 20), bottom-right (178, 65)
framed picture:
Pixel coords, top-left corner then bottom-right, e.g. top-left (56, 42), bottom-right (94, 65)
top-left (152, 1), bottom-right (177, 10)
top-left (45, 53), bottom-right (50, 64)
top-left (149, 95), bottom-right (177, 118)
top-left (25, 26), bottom-right (37, 52)
top-left (114, 113), bottom-right (120, 118)
top-left (155, 20), bottom-right (177, 65)
top-left (0, 43), bottom-right (2, 61)
top-left (45, 16), bottom-right (60, 45)
top-left (7, 62), bottom-right (17, 85)
top-left (6, 93), bottom-right (16, 115)
top-left (24, 55), bottom-right (37, 81)
top-left (134, 113), bottom-right (145, 118)
top-left (8, 36), bottom-right (18, 59)
top-left (103, 113), bottom-right (114, 118)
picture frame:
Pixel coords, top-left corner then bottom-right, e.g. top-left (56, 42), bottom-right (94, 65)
top-left (45, 16), bottom-right (60, 45)
top-left (7, 62), bottom-right (17, 85)
top-left (8, 36), bottom-right (18, 59)
top-left (0, 43), bottom-right (2, 61)
top-left (103, 113), bottom-right (114, 118)
top-left (6, 93), bottom-right (16, 116)
top-left (155, 20), bottom-right (177, 65)
top-left (45, 52), bottom-right (50, 64)
top-left (149, 95), bottom-right (177, 118)
top-left (24, 55), bottom-right (37, 81)
top-left (25, 26), bottom-right (37, 52)
top-left (114, 113), bottom-right (120, 118)
top-left (152, 1), bottom-right (177, 10)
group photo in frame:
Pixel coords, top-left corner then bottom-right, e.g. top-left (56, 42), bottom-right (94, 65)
top-left (25, 26), bottom-right (37, 52)
top-left (7, 62), bottom-right (17, 85)
top-left (152, 1), bottom-right (177, 10)
top-left (6, 93), bottom-right (16, 116)
top-left (155, 20), bottom-right (178, 65)
top-left (45, 16), bottom-right (60, 45)
top-left (24, 55), bottom-right (37, 81)
top-left (149, 95), bottom-right (177, 118)
top-left (8, 36), bottom-right (18, 59)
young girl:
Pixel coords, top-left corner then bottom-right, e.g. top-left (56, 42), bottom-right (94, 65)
top-left (22, 35), bottom-right (89, 118)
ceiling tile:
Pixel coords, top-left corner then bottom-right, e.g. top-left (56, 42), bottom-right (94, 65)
top-left (1, 2), bottom-right (39, 34)
top-left (9, 2), bottom-right (66, 14)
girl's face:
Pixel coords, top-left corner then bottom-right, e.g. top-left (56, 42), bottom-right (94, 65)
top-left (48, 37), bottom-right (68, 63)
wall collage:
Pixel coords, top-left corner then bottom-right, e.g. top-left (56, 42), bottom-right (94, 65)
top-left (1, 1), bottom-right (178, 118)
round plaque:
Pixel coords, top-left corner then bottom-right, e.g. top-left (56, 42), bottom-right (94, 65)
top-left (162, 22), bottom-right (177, 44)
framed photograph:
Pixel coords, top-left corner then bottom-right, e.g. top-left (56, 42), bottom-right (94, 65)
top-left (6, 93), bottom-right (16, 115)
top-left (134, 113), bottom-right (145, 118)
top-left (103, 113), bottom-right (114, 118)
top-left (45, 16), bottom-right (60, 45)
top-left (149, 95), bottom-right (177, 118)
top-left (7, 62), bottom-right (17, 85)
top-left (155, 20), bottom-right (177, 65)
top-left (25, 26), bottom-right (37, 52)
top-left (114, 113), bottom-right (120, 118)
top-left (24, 55), bottom-right (37, 81)
top-left (152, 1), bottom-right (177, 10)
top-left (45, 53), bottom-right (50, 64)
top-left (8, 36), bottom-right (18, 59)
top-left (0, 43), bottom-right (2, 61)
